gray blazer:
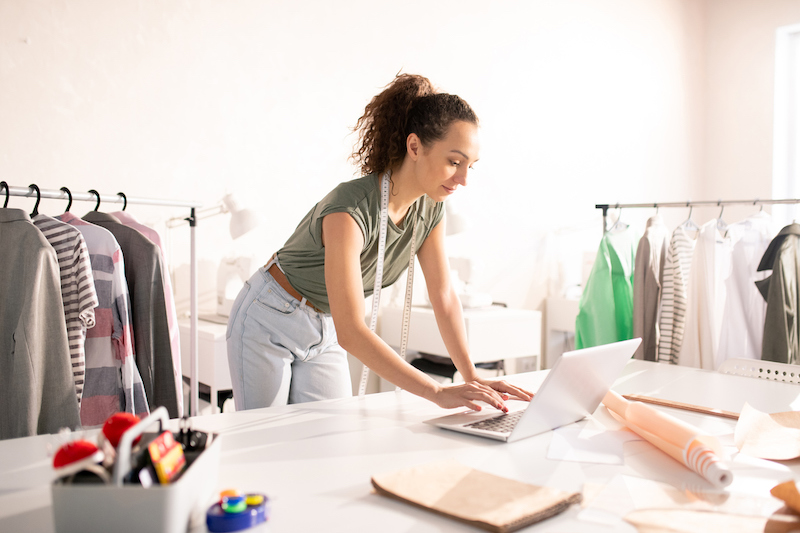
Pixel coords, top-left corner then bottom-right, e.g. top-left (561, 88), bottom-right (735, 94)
top-left (83, 211), bottom-right (179, 418)
top-left (0, 209), bottom-right (80, 439)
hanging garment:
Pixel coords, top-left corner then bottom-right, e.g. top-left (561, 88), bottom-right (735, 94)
top-left (632, 215), bottom-right (668, 361)
top-left (32, 214), bottom-right (99, 405)
top-left (0, 209), bottom-right (80, 439)
top-left (575, 226), bottom-right (639, 349)
top-left (111, 210), bottom-right (183, 417)
top-left (679, 220), bottom-right (733, 370)
top-left (657, 227), bottom-right (697, 364)
top-left (82, 211), bottom-right (179, 418)
top-left (56, 212), bottom-right (149, 426)
top-left (756, 223), bottom-right (800, 364)
top-left (717, 212), bottom-right (775, 362)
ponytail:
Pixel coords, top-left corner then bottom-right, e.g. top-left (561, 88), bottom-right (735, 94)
top-left (351, 74), bottom-right (478, 176)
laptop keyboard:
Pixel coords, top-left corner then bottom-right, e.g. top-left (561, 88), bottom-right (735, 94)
top-left (465, 410), bottom-right (524, 433)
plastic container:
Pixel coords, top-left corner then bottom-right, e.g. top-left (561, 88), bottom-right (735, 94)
top-left (51, 407), bottom-right (221, 533)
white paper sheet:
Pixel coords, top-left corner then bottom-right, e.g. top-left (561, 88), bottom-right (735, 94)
top-left (547, 424), bottom-right (641, 464)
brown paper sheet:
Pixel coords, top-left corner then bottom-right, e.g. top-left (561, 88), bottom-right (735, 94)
top-left (735, 403), bottom-right (800, 461)
top-left (625, 508), bottom-right (800, 533)
top-left (771, 480), bottom-right (800, 514)
top-left (371, 461), bottom-right (582, 533)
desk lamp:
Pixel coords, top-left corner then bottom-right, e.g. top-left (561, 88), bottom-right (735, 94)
top-left (168, 193), bottom-right (260, 321)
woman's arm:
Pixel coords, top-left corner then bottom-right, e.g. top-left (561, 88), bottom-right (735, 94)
top-left (416, 220), bottom-right (533, 402)
top-left (322, 212), bottom-right (514, 411)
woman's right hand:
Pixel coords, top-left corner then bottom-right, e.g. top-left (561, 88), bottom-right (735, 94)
top-left (431, 381), bottom-right (511, 413)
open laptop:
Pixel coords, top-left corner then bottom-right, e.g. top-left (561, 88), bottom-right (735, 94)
top-left (424, 338), bottom-right (641, 443)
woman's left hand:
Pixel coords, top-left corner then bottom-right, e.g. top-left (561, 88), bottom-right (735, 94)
top-left (471, 378), bottom-right (534, 402)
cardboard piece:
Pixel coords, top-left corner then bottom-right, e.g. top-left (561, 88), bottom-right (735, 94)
top-left (371, 461), bottom-right (582, 533)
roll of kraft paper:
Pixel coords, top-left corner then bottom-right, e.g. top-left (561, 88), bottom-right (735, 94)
top-left (603, 390), bottom-right (732, 488)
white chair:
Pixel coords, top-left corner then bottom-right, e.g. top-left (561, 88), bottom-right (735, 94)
top-left (717, 358), bottom-right (800, 385)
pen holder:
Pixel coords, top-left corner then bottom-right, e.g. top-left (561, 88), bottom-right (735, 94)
top-left (51, 407), bottom-right (221, 533)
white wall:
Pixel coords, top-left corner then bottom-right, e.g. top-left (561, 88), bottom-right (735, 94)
top-left (701, 0), bottom-right (800, 225)
top-left (1, 0), bottom-right (790, 315)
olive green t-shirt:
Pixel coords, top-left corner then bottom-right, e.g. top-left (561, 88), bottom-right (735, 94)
top-left (277, 174), bottom-right (445, 314)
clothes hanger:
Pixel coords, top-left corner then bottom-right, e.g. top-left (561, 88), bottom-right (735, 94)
top-left (61, 186), bottom-right (72, 213)
top-left (652, 203), bottom-right (662, 221)
top-left (608, 204), bottom-right (628, 232)
top-left (0, 181), bottom-right (8, 208)
top-left (679, 203), bottom-right (700, 232)
top-left (88, 189), bottom-right (101, 211)
top-left (117, 192), bottom-right (127, 211)
top-left (716, 201), bottom-right (728, 233)
top-left (28, 184), bottom-right (41, 217)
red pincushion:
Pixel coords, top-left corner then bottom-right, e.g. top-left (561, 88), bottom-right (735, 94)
top-left (53, 440), bottom-right (99, 468)
top-left (102, 412), bottom-right (141, 448)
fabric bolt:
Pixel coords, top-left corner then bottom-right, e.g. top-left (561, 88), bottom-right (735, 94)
top-left (657, 227), bottom-right (697, 365)
top-left (679, 220), bottom-right (733, 370)
top-left (83, 211), bottom-right (179, 418)
top-left (632, 215), bottom-right (668, 361)
top-left (756, 223), bottom-right (800, 365)
top-left (56, 211), bottom-right (149, 426)
top-left (717, 212), bottom-right (775, 362)
top-left (32, 214), bottom-right (99, 405)
top-left (277, 174), bottom-right (444, 314)
top-left (111, 210), bottom-right (183, 418)
top-left (0, 209), bottom-right (80, 439)
top-left (575, 225), bottom-right (639, 349)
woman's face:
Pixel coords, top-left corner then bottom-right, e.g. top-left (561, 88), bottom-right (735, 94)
top-left (414, 120), bottom-right (480, 202)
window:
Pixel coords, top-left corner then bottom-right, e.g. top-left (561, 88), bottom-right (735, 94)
top-left (773, 23), bottom-right (800, 224)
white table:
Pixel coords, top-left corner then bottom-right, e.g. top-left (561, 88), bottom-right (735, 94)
top-left (378, 305), bottom-right (542, 371)
top-left (178, 318), bottom-right (232, 413)
top-left (3, 361), bottom-right (800, 532)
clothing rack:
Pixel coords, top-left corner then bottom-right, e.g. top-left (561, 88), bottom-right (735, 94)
top-left (596, 198), bottom-right (800, 233)
top-left (0, 183), bottom-right (205, 417)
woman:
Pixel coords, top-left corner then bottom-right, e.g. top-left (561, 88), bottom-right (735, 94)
top-left (227, 73), bottom-right (532, 412)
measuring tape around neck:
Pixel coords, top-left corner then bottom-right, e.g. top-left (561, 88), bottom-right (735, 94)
top-left (358, 172), bottom-right (419, 397)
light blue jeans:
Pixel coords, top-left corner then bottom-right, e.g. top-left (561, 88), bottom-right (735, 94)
top-left (226, 261), bottom-right (352, 409)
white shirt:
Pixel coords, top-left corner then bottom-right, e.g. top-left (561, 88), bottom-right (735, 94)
top-left (679, 220), bottom-right (733, 369)
top-left (717, 212), bottom-right (775, 362)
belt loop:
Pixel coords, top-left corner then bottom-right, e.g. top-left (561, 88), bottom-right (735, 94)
top-left (273, 254), bottom-right (287, 275)
top-left (300, 297), bottom-right (308, 307)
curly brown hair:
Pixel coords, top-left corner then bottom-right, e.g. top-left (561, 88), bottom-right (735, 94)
top-left (351, 74), bottom-right (479, 176)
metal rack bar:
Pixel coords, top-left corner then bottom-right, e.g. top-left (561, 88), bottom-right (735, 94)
top-left (1, 183), bottom-right (203, 417)
top-left (4, 184), bottom-right (197, 208)
top-left (596, 198), bottom-right (800, 233)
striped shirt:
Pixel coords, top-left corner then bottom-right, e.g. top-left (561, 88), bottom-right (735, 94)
top-left (56, 212), bottom-right (149, 426)
top-left (32, 214), bottom-right (99, 405)
top-left (657, 228), bottom-right (697, 364)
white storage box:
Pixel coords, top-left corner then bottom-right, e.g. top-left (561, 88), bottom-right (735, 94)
top-left (51, 408), bottom-right (221, 533)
